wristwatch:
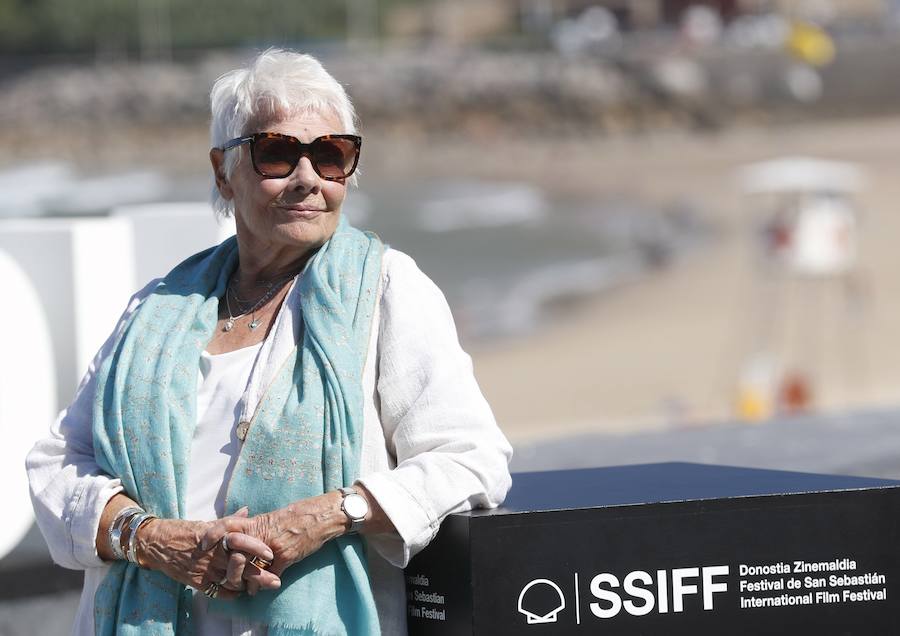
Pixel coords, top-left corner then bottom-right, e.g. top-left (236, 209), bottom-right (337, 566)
top-left (339, 486), bottom-right (369, 534)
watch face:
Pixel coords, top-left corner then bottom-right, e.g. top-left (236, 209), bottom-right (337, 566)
top-left (343, 493), bottom-right (368, 519)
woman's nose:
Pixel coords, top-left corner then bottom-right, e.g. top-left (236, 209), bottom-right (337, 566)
top-left (289, 156), bottom-right (320, 193)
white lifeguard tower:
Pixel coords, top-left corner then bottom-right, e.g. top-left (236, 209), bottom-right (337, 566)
top-left (733, 157), bottom-right (867, 420)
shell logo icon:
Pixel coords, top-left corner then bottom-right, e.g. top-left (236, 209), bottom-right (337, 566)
top-left (517, 578), bottom-right (566, 625)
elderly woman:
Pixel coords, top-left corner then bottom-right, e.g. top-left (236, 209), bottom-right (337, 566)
top-left (26, 48), bottom-right (512, 635)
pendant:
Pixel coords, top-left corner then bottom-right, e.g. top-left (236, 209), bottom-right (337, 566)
top-left (224, 318), bottom-right (235, 332)
top-left (249, 318), bottom-right (261, 330)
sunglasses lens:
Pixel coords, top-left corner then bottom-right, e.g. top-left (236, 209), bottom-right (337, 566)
top-left (253, 136), bottom-right (299, 177)
top-left (312, 138), bottom-right (358, 179)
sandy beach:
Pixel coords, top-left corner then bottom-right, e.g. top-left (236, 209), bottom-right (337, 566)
top-left (357, 116), bottom-right (900, 443)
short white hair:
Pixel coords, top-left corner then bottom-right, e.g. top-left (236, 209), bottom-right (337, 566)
top-left (209, 48), bottom-right (359, 217)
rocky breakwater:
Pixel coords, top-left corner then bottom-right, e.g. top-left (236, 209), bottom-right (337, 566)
top-left (3, 41), bottom-right (900, 138)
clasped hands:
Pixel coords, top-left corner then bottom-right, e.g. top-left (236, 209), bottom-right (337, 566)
top-left (136, 492), bottom-right (348, 600)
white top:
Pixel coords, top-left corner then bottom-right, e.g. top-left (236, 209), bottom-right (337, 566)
top-left (189, 344), bottom-right (263, 523)
top-left (191, 344), bottom-right (265, 636)
top-left (25, 248), bottom-right (513, 636)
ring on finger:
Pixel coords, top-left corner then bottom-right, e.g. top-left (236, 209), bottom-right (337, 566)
top-left (248, 555), bottom-right (273, 570)
top-left (220, 533), bottom-right (230, 553)
top-left (203, 582), bottom-right (221, 599)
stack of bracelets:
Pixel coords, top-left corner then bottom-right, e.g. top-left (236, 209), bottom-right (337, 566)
top-left (107, 506), bottom-right (158, 566)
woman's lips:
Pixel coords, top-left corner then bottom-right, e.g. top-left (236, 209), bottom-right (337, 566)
top-left (276, 204), bottom-right (325, 219)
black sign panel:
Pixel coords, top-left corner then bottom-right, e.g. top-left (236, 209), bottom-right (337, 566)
top-left (405, 463), bottom-right (900, 635)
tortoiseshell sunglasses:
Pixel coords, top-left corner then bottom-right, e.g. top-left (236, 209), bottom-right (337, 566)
top-left (219, 132), bottom-right (361, 180)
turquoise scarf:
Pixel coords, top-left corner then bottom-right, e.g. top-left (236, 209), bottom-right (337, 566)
top-left (92, 218), bottom-right (383, 635)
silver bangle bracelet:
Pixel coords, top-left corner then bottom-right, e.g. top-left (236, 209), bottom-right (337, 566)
top-left (108, 506), bottom-right (143, 561)
top-left (126, 512), bottom-right (158, 566)
top-left (113, 509), bottom-right (144, 561)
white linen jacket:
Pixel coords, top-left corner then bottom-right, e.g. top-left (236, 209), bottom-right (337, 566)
top-left (25, 247), bottom-right (513, 635)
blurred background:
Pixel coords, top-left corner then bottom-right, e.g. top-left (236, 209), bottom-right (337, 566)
top-left (3, 0), bottom-right (900, 632)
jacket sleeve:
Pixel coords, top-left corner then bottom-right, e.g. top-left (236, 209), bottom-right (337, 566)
top-left (25, 280), bottom-right (158, 570)
top-left (357, 252), bottom-right (513, 568)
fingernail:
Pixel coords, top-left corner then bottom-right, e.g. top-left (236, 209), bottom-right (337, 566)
top-left (272, 578), bottom-right (281, 588)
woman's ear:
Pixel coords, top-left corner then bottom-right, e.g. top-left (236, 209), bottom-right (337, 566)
top-left (209, 148), bottom-right (234, 200)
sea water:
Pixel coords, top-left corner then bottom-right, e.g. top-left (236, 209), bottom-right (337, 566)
top-left (347, 179), bottom-right (706, 343)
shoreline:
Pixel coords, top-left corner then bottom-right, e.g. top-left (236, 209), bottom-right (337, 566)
top-left (4, 115), bottom-right (900, 442)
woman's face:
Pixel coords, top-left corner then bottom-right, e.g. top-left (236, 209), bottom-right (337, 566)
top-left (213, 111), bottom-right (348, 257)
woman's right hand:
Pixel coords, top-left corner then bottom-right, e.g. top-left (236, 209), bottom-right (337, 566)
top-left (135, 509), bottom-right (281, 600)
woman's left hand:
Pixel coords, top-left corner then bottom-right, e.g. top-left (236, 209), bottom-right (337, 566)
top-left (201, 492), bottom-right (348, 594)
top-left (250, 492), bottom-right (348, 574)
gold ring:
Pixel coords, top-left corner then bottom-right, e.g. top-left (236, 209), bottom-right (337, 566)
top-left (203, 582), bottom-right (220, 599)
top-left (248, 555), bottom-right (273, 570)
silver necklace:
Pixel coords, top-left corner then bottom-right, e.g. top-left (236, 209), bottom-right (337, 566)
top-left (223, 278), bottom-right (291, 331)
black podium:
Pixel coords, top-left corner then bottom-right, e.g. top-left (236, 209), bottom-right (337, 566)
top-left (404, 463), bottom-right (900, 635)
